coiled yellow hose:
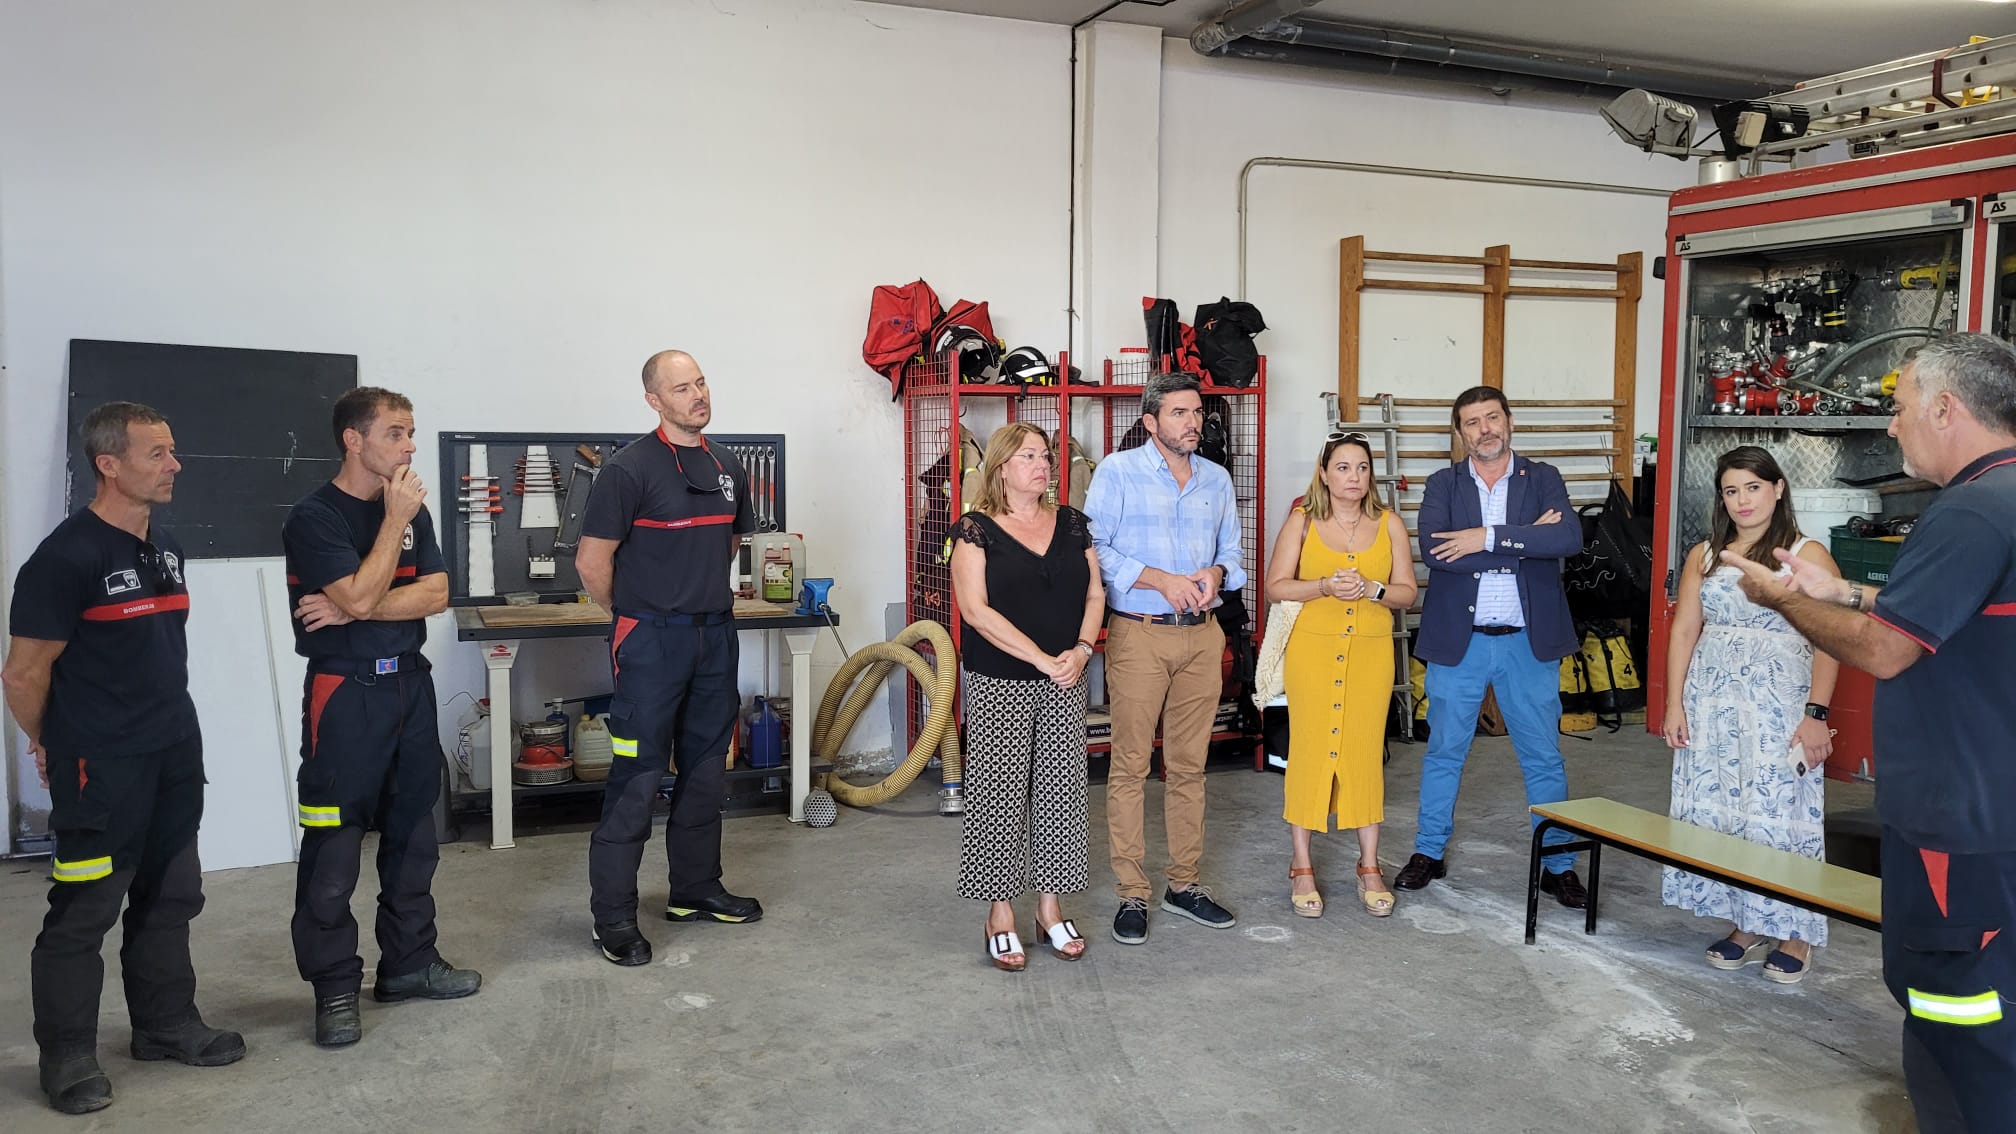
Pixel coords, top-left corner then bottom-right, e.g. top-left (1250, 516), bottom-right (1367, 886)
top-left (812, 620), bottom-right (964, 812)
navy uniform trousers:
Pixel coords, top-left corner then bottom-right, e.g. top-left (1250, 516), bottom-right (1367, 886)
top-left (32, 736), bottom-right (206, 1054)
top-left (291, 656), bottom-right (444, 997)
top-left (588, 614), bottom-right (739, 926)
top-left (1882, 828), bottom-right (2016, 1133)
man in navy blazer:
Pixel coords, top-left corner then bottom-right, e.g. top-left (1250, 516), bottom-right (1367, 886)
top-left (1392, 387), bottom-right (1589, 907)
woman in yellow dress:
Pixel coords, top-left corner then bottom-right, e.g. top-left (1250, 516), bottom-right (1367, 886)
top-left (1264, 432), bottom-right (1418, 917)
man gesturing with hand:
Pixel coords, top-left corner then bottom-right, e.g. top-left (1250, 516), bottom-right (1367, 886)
top-left (1085, 372), bottom-right (1246, 945)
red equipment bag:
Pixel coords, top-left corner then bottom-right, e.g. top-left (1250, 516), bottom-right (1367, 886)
top-left (863, 280), bottom-right (944, 399)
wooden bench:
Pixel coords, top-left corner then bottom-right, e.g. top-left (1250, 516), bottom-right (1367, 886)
top-left (1524, 798), bottom-right (1883, 945)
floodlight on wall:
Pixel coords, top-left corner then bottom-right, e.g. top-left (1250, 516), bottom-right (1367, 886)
top-left (1600, 89), bottom-right (1701, 158)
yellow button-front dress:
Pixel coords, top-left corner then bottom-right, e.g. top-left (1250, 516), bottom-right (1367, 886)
top-left (1282, 511), bottom-right (1395, 832)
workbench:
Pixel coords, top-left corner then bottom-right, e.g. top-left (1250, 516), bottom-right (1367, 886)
top-left (453, 599), bottom-right (834, 849)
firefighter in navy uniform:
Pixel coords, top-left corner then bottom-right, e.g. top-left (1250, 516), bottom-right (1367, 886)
top-left (576, 349), bottom-right (759, 966)
top-left (3, 402), bottom-right (244, 1115)
top-left (282, 387), bottom-right (479, 1048)
top-left (1725, 333), bottom-right (2016, 1134)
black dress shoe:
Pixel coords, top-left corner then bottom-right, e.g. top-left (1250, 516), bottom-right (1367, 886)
top-left (374, 958), bottom-right (482, 1002)
top-left (665, 891), bottom-right (763, 923)
top-left (39, 1050), bottom-right (112, 1114)
top-left (1541, 868), bottom-right (1588, 909)
top-left (1393, 853), bottom-right (1447, 891)
top-left (131, 1015), bottom-right (246, 1067)
top-left (593, 920), bottom-right (653, 966)
top-left (314, 992), bottom-right (362, 1048)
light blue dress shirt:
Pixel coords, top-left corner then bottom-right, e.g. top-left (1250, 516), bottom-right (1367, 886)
top-left (1083, 442), bottom-right (1247, 616)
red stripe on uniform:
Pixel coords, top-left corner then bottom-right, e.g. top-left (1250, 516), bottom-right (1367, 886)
top-left (307, 673), bottom-right (344, 757)
top-left (1986, 930), bottom-right (2002, 950)
top-left (611, 615), bottom-right (639, 680)
top-left (1984, 603), bottom-right (2016, 616)
top-left (634, 515), bottom-right (734, 530)
top-left (1868, 611), bottom-right (1938, 654)
top-left (286, 575), bottom-right (301, 585)
top-left (1962, 457), bottom-right (2016, 483)
top-left (78, 758), bottom-right (88, 791)
top-left (1921, 848), bottom-right (1952, 919)
top-left (395, 565), bottom-right (418, 577)
top-left (80, 594), bottom-right (190, 621)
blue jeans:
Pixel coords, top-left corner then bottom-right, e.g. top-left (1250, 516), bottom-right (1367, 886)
top-left (1417, 629), bottom-right (1576, 874)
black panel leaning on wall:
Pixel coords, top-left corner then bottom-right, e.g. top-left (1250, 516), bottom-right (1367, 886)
top-left (66, 339), bottom-right (358, 559)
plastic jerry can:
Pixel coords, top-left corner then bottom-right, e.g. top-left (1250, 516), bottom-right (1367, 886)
top-left (748, 697), bottom-right (784, 769)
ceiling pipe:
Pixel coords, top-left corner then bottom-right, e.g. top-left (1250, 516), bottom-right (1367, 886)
top-left (1212, 37), bottom-right (1642, 101)
top-left (1195, 11), bottom-right (1799, 106)
top-left (1190, 0), bottom-right (1326, 55)
top-left (1253, 17), bottom-right (1792, 102)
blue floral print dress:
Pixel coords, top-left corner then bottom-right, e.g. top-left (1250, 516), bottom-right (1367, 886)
top-left (1661, 539), bottom-right (1828, 946)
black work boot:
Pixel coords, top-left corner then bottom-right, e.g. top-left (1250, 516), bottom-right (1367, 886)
top-left (593, 920), bottom-right (652, 967)
top-left (373, 958), bottom-right (482, 1002)
top-left (131, 1015), bottom-right (247, 1067)
top-left (39, 1049), bottom-right (113, 1114)
top-left (314, 992), bottom-right (362, 1048)
top-left (664, 891), bottom-right (763, 923)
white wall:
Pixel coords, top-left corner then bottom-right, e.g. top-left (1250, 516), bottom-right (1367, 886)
top-left (1156, 44), bottom-right (1693, 542)
top-left (1, 2), bottom-right (1704, 853)
top-left (0, 0), bottom-right (1069, 851)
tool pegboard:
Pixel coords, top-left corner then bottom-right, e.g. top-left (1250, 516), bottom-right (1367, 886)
top-left (437, 430), bottom-right (787, 606)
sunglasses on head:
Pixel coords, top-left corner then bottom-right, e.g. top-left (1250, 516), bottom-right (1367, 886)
top-left (1325, 431), bottom-right (1371, 445)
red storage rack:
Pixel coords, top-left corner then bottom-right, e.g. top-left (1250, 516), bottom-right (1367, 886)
top-left (899, 350), bottom-right (1269, 768)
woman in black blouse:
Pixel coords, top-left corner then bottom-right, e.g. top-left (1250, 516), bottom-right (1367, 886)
top-left (950, 422), bottom-right (1105, 972)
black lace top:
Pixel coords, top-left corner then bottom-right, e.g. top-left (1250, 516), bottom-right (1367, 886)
top-left (951, 506), bottom-right (1093, 680)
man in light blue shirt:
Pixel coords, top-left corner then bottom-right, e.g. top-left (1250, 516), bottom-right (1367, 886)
top-left (1084, 373), bottom-right (1246, 944)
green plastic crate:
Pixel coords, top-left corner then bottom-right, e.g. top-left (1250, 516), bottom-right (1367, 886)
top-left (1829, 524), bottom-right (1905, 587)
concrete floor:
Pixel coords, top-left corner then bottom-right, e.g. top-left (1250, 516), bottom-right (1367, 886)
top-left (1, 726), bottom-right (1913, 1133)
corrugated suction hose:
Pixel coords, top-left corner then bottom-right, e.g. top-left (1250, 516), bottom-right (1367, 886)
top-left (811, 620), bottom-right (964, 815)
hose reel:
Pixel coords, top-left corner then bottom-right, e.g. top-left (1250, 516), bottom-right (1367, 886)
top-left (810, 620), bottom-right (964, 818)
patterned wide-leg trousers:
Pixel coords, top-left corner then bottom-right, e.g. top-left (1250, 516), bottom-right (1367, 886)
top-left (956, 669), bottom-right (1091, 901)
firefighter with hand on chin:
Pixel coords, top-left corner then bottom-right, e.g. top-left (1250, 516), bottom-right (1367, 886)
top-left (282, 386), bottom-right (480, 1048)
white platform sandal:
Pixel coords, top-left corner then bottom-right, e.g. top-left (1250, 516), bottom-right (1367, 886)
top-left (986, 930), bottom-right (1026, 972)
top-left (1034, 918), bottom-right (1087, 961)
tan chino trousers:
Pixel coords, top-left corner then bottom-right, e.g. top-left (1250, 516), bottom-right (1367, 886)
top-left (1102, 614), bottom-right (1226, 901)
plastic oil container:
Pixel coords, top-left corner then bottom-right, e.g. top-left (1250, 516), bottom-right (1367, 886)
top-left (748, 697), bottom-right (784, 769)
top-left (752, 532), bottom-right (804, 604)
top-left (457, 697), bottom-right (492, 791)
top-left (572, 713), bottom-right (614, 783)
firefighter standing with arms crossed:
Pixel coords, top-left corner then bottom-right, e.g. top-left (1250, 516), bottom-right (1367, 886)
top-left (4, 402), bottom-right (244, 1114)
top-left (283, 387), bottom-right (480, 1047)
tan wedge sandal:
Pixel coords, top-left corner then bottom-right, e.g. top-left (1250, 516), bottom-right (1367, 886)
top-left (1357, 865), bottom-right (1395, 917)
top-left (1289, 867), bottom-right (1324, 918)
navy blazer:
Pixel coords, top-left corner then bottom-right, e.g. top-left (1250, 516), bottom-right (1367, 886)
top-left (1414, 454), bottom-right (1582, 666)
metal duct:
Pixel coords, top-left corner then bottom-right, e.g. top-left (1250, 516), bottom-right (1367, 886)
top-left (1212, 37), bottom-right (1639, 101)
top-left (1190, 0), bottom-right (1326, 54)
top-left (1197, 13), bottom-right (1799, 104)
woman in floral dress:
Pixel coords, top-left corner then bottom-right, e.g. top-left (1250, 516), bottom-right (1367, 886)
top-left (1660, 446), bottom-right (1843, 984)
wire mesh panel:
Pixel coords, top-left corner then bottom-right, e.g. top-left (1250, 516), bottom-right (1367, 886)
top-left (1107, 350), bottom-right (1154, 386)
top-left (902, 353), bottom-right (959, 745)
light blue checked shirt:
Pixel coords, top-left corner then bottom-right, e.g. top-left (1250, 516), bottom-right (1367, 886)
top-left (1469, 456), bottom-right (1525, 627)
top-left (1083, 442), bottom-right (1247, 616)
